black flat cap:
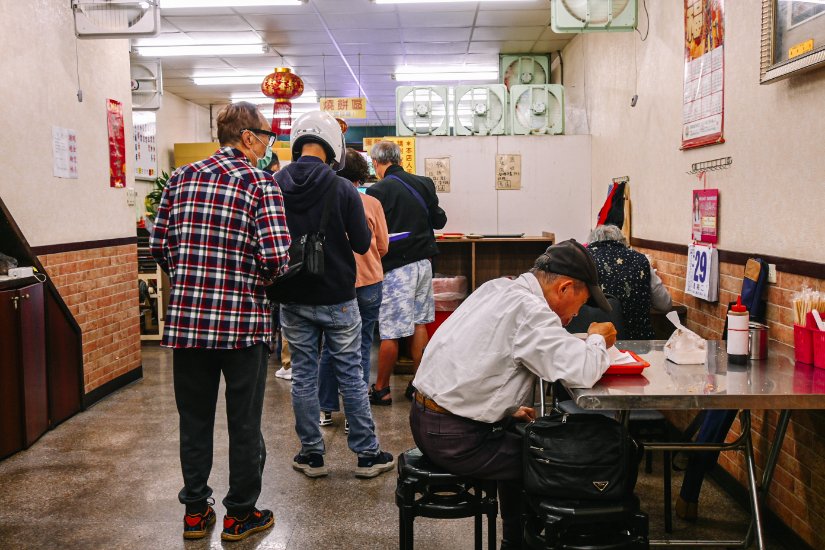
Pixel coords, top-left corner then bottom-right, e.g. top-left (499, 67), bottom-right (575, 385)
top-left (536, 239), bottom-right (611, 313)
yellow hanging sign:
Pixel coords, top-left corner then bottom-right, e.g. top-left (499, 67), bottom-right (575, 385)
top-left (320, 97), bottom-right (367, 119)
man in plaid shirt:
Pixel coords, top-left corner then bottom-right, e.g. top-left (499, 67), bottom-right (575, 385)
top-left (150, 102), bottom-right (290, 542)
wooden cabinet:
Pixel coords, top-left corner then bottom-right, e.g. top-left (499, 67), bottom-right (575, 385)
top-left (433, 237), bottom-right (555, 291)
top-left (0, 280), bottom-right (48, 458)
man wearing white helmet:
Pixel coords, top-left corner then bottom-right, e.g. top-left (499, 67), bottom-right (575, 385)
top-left (269, 111), bottom-right (395, 479)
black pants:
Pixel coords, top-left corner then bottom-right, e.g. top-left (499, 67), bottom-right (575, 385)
top-left (173, 344), bottom-right (268, 517)
top-left (410, 402), bottom-right (523, 543)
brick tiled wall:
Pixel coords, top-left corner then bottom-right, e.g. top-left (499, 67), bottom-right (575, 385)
top-left (38, 244), bottom-right (142, 393)
top-left (637, 246), bottom-right (825, 549)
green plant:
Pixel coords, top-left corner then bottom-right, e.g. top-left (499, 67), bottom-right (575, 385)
top-left (144, 171), bottom-right (170, 222)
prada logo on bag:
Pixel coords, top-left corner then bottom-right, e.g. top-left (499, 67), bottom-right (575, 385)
top-left (593, 481), bottom-right (610, 492)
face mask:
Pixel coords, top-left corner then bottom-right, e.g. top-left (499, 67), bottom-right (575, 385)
top-left (257, 145), bottom-right (274, 171)
top-left (250, 132), bottom-right (274, 170)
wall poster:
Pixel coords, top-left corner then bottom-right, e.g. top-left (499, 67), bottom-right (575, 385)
top-left (107, 98), bottom-right (127, 188)
top-left (133, 111), bottom-right (157, 181)
top-left (424, 157), bottom-right (451, 193)
top-left (52, 127), bottom-right (78, 179)
top-left (682, 0), bottom-right (725, 149)
top-left (495, 154), bottom-right (522, 190)
top-left (692, 188), bottom-right (719, 244)
top-left (132, 111), bottom-right (158, 180)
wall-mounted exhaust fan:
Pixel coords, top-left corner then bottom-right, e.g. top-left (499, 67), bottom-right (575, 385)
top-left (454, 85), bottom-right (508, 136)
top-left (500, 55), bottom-right (550, 90)
top-left (130, 59), bottom-right (162, 111)
top-left (396, 86), bottom-right (450, 136)
top-left (73, 0), bottom-right (160, 39)
top-left (510, 85), bottom-right (565, 135)
top-left (551, 0), bottom-right (637, 33)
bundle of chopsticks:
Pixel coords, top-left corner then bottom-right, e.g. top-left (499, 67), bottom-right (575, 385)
top-left (793, 288), bottom-right (825, 326)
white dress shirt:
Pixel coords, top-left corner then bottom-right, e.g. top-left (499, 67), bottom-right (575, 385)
top-left (413, 273), bottom-right (611, 424)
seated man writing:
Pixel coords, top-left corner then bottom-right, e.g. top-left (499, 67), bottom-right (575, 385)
top-left (410, 239), bottom-right (617, 550)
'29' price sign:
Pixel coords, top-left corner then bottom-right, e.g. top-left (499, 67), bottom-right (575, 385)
top-left (685, 243), bottom-right (719, 301)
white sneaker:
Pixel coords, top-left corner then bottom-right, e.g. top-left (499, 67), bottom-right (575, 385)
top-left (275, 366), bottom-right (292, 380)
top-left (320, 411), bottom-right (334, 426)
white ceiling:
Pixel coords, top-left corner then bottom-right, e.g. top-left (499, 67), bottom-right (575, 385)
top-left (134, 0), bottom-right (573, 126)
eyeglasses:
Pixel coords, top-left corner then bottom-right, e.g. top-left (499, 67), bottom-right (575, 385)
top-left (243, 128), bottom-right (277, 147)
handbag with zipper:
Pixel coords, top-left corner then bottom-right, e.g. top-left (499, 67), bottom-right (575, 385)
top-left (522, 411), bottom-right (643, 501)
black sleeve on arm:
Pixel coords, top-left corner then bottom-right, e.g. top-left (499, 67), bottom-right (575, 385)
top-left (344, 184), bottom-right (371, 254)
top-left (424, 178), bottom-right (447, 230)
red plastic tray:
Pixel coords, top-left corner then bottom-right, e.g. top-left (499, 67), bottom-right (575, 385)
top-left (605, 350), bottom-right (650, 375)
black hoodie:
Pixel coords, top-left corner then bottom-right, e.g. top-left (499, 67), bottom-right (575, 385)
top-left (270, 156), bottom-right (371, 305)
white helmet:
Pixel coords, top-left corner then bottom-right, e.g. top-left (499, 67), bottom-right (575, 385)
top-left (290, 111), bottom-right (346, 171)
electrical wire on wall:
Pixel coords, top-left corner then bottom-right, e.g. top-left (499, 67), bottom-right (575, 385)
top-left (74, 38), bottom-right (83, 102)
top-left (636, 0), bottom-right (650, 42)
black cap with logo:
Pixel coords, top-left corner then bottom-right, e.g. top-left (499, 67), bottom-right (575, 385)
top-left (535, 239), bottom-right (611, 312)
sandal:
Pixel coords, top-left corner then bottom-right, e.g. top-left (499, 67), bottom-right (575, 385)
top-left (404, 381), bottom-right (416, 400)
top-left (369, 384), bottom-right (392, 406)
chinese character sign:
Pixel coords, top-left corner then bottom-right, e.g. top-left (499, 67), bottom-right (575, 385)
top-left (320, 97), bottom-right (367, 119)
top-left (52, 127), bottom-right (78, 179)
top-left (383, 137), bottom-right (416, 174)
top-left (682, 0), bottom-right (725, 149)
top-left (107, 99), bottom-right (127, 188)
top-left (495, 154), bottom-right (521, 190)
top-left (691, 188), bottom-right (719, 244)
top-left (425, 158), bottom-right (450, 193)
top-left (133, 111), bottom-right (157, 181)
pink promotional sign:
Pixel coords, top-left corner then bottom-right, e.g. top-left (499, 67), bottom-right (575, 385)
top-left (692, 188), bottom-right (719, 244)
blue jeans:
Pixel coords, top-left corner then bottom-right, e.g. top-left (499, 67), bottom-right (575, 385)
top-left (319, 282), bottom-right (383, 411)
top-left (280, 299), bottom-right (380, 458)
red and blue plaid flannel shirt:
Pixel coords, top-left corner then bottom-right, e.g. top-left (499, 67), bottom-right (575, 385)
top-left (150, 147), bottom-right (290, 350)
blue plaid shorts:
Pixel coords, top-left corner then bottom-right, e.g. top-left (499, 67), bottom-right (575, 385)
top-left (378, 259), bottom-right (434, 340)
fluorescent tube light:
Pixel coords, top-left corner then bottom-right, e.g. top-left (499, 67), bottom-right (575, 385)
top-left (135, 44), bottom-right (267, 57)
top-left (374, 0), bottom-right (528, 4)
top-left (162, 0), bottom-right (306, 8)
top-left (194, 74), bottom-right (271, 85)
top-left (394, 67), bottom-right (498, 82)
top-left (232, 94), bottom-right (319, 104)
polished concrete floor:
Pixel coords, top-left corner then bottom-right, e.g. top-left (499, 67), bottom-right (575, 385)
top-left (0, 343), bottom-right (792, 549)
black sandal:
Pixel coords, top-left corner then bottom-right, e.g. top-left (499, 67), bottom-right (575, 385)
top-left (404, 382), bottom-right (416, 400)
top-left (369, 384), bottom-right (392, 406)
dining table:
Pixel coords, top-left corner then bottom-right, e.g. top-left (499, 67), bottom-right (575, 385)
top-left (560, 339), bottom-right (825, 549)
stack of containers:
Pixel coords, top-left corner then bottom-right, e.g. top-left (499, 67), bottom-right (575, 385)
top-left (792, 289), bottom-right (825, 368)
top-left (426, 275), bottom-right (468, 338)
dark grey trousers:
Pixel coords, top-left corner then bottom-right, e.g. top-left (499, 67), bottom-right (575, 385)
top-left (409, 401), bottom-right (523, 542)
top-left (173, 343), bottom-right (268, 517)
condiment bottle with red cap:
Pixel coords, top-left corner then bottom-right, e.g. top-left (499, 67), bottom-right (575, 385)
top-left (727, 295), bottom-right (749, 365)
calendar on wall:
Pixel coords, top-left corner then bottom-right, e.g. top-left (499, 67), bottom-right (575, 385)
top-left (685, 242), bottom-right (719, 301)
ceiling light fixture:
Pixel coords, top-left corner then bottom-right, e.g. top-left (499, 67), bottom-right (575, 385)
top-left (373, 0), bottom-right (528, 4)
top-left (231, 94), bottom-right (318, 105)
top-left (135, 44), bottom-right (267, 57)
top-left (193, 74), bottom-right (273, 85)
top-left (393, 67), bottom-right (499, 82)
top-left (161, 0), bottom-right (306, 8)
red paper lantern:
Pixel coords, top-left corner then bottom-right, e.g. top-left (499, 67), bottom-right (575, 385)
top-left (261, 67), bottom-right (304, 135)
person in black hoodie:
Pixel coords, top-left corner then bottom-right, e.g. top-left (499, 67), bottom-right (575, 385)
top-left (270, 111), bottom-right (395, 479)
top-left (366, 141), bottom-right (447, 405)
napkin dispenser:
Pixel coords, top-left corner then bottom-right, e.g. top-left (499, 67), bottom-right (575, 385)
top-left (664, 311), bottom-right (707, 364)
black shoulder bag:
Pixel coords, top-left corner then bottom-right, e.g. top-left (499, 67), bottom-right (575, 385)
top-left (523, 412), bottom-right (643, 501)
top-left (275, 185), bottom-right (336, 284)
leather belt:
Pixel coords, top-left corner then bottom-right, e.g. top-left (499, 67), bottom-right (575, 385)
top-left (414, 392), bottom-right (451, 415)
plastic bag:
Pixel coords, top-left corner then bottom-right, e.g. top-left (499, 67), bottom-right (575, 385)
top-left (0, 252), bottom-right (18, 275)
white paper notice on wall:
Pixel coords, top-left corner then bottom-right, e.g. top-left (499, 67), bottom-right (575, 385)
top-left (425, 157), bottom-right (451, 193)
top-left (685, 242), bottom-right (719, 302)
top-left (52, 126), bottom-right (78, 179)
top-left (495, 153), bottom-right (521, 190)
